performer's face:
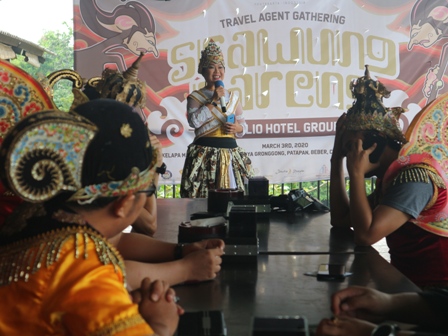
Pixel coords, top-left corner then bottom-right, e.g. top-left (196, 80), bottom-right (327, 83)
top-left (203, 63), bottom-right (225, 84)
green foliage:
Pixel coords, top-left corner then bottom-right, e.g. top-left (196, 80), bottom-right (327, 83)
top-left (156, 184), bottom-right (181, 199)
top-left (11, 22), bottom-right (74, 111)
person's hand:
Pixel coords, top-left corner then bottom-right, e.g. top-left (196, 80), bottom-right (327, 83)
top-left (330, 113), bottom-right (347, 163)
top-left (149, 135), bottom-right (163, 168)
top-left (315, 316), bottom-right (376, 336)
top-left (183, 239), bottom-right (225, 255)
top-left (134, 278), bottom-right (183, 336)
top-left (212, 85), bottom-right (225, 103)
top-left (331, 286), bottom-right (392, 322)
top-left (345, 138), bottom-right (378, 178)
top-left (130, 278), bottom-right (174, 304)
top-left (181, 247), bottom-right (223, 281)
top-left (225, 121), bottom-right (242, 134)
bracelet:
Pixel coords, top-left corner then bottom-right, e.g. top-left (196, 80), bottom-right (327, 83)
top-left (174, 243), bottom-right (185, 260)
top-left (156, 162), bottom-right (167, 175)
top-left (371, 323), bottom-right (400, 336)
top-left (207, 100), bottom-right (218, 107)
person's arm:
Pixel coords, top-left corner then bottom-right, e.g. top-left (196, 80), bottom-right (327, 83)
top-left (233, 98), bottom-right (247, 137)
top-left (348, 151), bottom-right (433, 245)
top-left (186, 93), bottom-right (216, 129)
top-left (349, 186), bottom-right (409, 246)
top-left (387, 292), bottom-right (441, 329)
top-left (316, 317), bottom-right (421, 336)
top-left (132, 194), bottom-right (157, 236)
top-left (345, 138), bottom-right (410, 245)
top-left (115, 232), bottom-right (225, 262)
top-left (413, 289), bottom-right (448, 332)
top-left (333, 288), bottom-right (447, 334)
top-left (315, 317), bottom-right (377, 336)
top-left (114, 233), bottom-right (225, 288)
top-left (345, 138), bottom-right (384, 244)
top-left (331, 286), bottom-right (441, 327)
top-left (115, 232), bottom-right (180, 262)
top-left (330, 113), bottom-right (351, 227)
top-left (125, 242), bottom-right (224, 289)
top-left (125, 260), bottom-right (189, 290)
top-left (125, 246), bottom-right (223, 289)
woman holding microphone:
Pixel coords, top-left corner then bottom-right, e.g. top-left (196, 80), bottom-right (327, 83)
top-left (180, 39), bottom-right (253, 198)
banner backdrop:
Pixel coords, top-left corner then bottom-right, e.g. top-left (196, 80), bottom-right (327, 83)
top-left (73, 0), bottom-right (448, 184)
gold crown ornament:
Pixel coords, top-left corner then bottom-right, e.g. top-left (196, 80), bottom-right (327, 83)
top-left (345, 65), bottom-right (407, 144)
top-left (197, 39), bottom-right (225, 74)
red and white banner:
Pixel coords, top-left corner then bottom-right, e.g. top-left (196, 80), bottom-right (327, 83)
top-left (73, 0), bottom-right (447, 184)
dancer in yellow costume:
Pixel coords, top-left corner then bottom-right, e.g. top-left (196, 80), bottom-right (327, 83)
top-left (0, 99), bottom-right (181, 335)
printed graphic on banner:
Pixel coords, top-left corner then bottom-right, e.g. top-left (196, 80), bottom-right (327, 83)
top-left (73, 0), bottom-right (448, 184)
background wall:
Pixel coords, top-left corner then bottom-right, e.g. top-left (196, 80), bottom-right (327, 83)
top-left (73, 0), bottom-right (446, 184)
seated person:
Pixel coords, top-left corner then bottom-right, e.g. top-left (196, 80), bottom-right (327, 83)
top-left (73, 52), bottom-right (165, 237)
top-left (0, 99), bottom-right (182, 334)
top-left (329, 66), bottom-right (448, 288)
top-left (316, 286), bottom-right (448, 336)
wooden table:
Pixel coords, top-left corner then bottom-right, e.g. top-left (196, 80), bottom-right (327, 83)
top-left (174, 253), bottom-right (419, 334)
top-left (155, 198), bottom-right (420, 334)
top-left (156, 198), bottom-right (361, 253)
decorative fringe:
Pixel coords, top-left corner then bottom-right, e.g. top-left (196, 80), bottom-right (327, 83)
top-left (0, 226), bottom-right (125, 286)
top-left (392, 165), bottom-right (446, 189)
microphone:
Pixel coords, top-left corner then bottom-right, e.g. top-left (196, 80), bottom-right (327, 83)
top-left (214, 80), bottom-right (227, 112)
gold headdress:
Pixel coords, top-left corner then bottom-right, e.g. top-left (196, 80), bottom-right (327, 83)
top-left (197, 39), bottom-right (225, 74)
top-left (70, 99), bottom-right (157, 204)
top-left (345, 65), bottom-right (407, 144)
top-left (45, 68), bottom-right (96, 111)
top-left (0, 100), bottom-right (158, 204)
top-left (95, 52), bottom-right (147, 108)
top-left (48, 53), bottom-right (148, 110)
top-left (0, 110), bottom-right (97, 203)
